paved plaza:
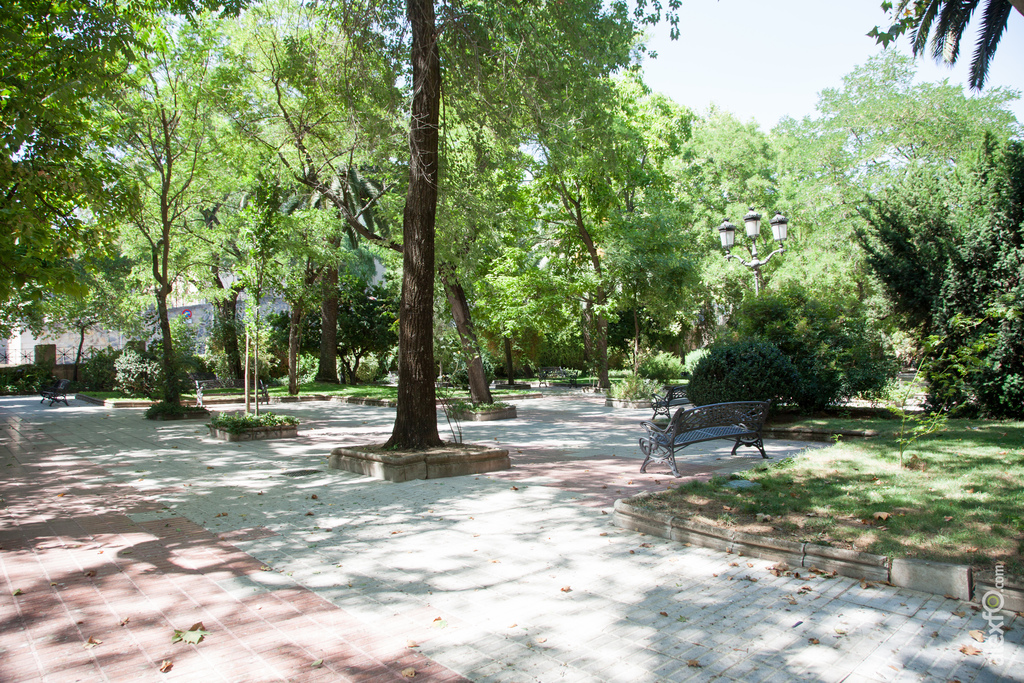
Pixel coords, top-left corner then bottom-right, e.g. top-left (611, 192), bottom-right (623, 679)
top-left (0, 393), bottom-right (1020, 682)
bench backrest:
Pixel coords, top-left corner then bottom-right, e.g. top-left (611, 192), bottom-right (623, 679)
top-left (669, 400), bottom-right (770, 435)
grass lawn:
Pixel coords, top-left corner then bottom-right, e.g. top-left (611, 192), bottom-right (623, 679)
top-left (630, 419), bottom-right (1024, 574)
top-left (79, 382), bottom-right (538, 402)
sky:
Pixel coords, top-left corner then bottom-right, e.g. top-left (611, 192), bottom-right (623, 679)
top-left (640, 0), bottom-right (1024, 130)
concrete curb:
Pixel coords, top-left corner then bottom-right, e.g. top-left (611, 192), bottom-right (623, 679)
top-left (329, 444), bottom-right (510, 482)
top-left (604, 399), bottom-right (651, 409)
top-left (761, 426), bottom-right (881, 440)
top-left (208, 425), bottom-right (299, 442)
top-left (613, 499), bottom-right (1023, 608)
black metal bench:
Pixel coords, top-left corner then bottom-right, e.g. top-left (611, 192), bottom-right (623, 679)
top-left (639, 400), bottom-right (771, 477)
top-left (40, 379), bottom-right (71, 407)
top-left (188, 373), bottom-right (269, 408)
top-left (651, 384), bottom-right (689, 419)
top-left (538, 366), bottom-right (578, 388)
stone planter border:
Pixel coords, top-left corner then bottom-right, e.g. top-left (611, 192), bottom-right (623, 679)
top-left (605, 398), bottom-right (650, 409)
top-left (208, 425), bottom-right (299, 442)
top-left (150, 409), bottom-right (210, 421)
top-left (329, 445), bottom-right (510, 482)
top-left (613, 498), bottom-right (1023, 610)
top-left (452, 406), bottom-right (517, 422)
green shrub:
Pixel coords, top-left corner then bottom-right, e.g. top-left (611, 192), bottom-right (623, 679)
top-left (607, 373), bottom-right (660, 401)
top-left (208, 411), bottom-right (299, 434)
top-left (638, 351), bottom-right (685, 382)
top-left (114, 348), bottom-right (161, 399)
top-left (145, 401), bottom-right (190, 419)
top-left (687, 339), bottom-right (799, 407)
top-left (734, 287), bottom-right (897, 411)
top-left (684, 349), bottom-right (709, 376)
top-left (0, 363), bottom-right (53, 395)
top-left (80, 348), bottom-right (120, 391)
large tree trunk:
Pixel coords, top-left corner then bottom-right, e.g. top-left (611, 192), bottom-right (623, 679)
top-left (317, 265), bottom-right (340, 383)
top-left (73, 325), bottom-right (87, 382)
top-left (503, 336), bottom-right (514, 386)
top-left (288, 300), bottom-right (303, 395)
top-left (442, 274), bottom-right (492, 404)
top-left (155, 283), bottom-right (178, 404)
top-left (385, 0), bottom-right (442, 449)
top-left (214, 287), bottom-right (243, 379)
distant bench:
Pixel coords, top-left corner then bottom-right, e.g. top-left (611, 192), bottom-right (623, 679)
top-left (40, 379), bottom-right (71, 407)
top-left (651, 384), bottom-right (689, 420)
top-left (638, 401), bottom-right (771, 477)
top-left (538, 366), bottom-right (578, 388)
top-left (188, 373), bottom-right (269, 408)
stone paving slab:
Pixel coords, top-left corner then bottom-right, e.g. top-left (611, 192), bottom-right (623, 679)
top-left (1, 395), bottom-right (1021, 682)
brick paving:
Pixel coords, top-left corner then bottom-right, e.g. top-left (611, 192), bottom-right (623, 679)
top-left (1, 393), bottom-right (1021, 682)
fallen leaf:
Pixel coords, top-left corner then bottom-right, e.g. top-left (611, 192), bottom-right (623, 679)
top-left (305, 512), bottom-right (314, 516)
top-left (787, 596), bottom-right (798, 605)
top-left (808, 638), bottom-right (820, 645)
top-left (659, 612), bottom-right (668, 617)
top-left (639, 543), bottom-right (651, 548)
top-left (171, 622), bottom-right (210, 645)
top-left (84, 636), bottom-right (102, 649)
top-left (729, 562), bottom-right (739, 567)
top-left (120, 617), bottom-right (130, 626)
top-left (311, 494), bottom-right (318, 500)
top-left (969, 630), bottom-right (985, 642)
top-left (687, 660), bottom-right (701, 668)
top-left (431, 617), bottom-right (447, 629)
top-left (535, 637), bottom-right (547, 643)
top-left (944, 594), bottom-right (957, 600)
top-left (84, 570), bottom-right (96, 577)
top-left (159, 660), bottom-right (173, 673)
top-left (12, 589), bottom-right (22, 596)
top-left (57, 493), bottom-right (66, 497)
top-left (834, 628), bottom-right (847, 635)
top-left (873, 511), bottom-right (890, 521)
top-left (402, 668), bottom-right (416, 678)
top-left (508, 623), bottom-right (517, 628)
top-left (953, 610), bottom-right (966, 617)
top-left (599, 532), bottom-right (607, 536)
top-left (510, 486), bottom-right (518, 490)
top-left (406, 640), bottom-right (419, 648)
top-left (560, 586), bottom-right (572, 593)
top-left (259, 565), bottom-right (271, 571)
top-left (960, 644), bottom-right (981, 656)
top-left (746, 563), bottom-right (754, 568)
top-left (311, 659), bottom-right (323, 668)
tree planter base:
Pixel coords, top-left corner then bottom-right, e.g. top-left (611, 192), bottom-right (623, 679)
top-left (605, 398), bottom-right (650, 409)
top-left (329, 443), bottom-right (510, 482)
top-left (151, 409), bottom-right (210, 421)
top-left (208, 425), bottom-right (298, 442)
top-left (452, 406), bottom-right (517, 421)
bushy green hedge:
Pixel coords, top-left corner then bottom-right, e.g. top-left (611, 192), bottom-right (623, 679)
top-left (114, 348), bottom-right (161, 399)
top-left (638, 351), bottom-right (685, 383)
top-left (607, 373), bottom-right (660, 401)
top-left (683, 349), bottom-right (708, 377)
top-left (733, 287), bottom-right (896, 412)
top-left (687, 340), bottom-right (799, 407)
top-left (0, 363), bottom-right (53, 395)
top-left (81, 348), bottom-right (120, 391)
top-left (208, 411), bottom-right (299, 434)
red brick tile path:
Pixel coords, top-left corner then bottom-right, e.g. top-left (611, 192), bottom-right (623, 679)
top-left (0, 414), bottom-right (468, 683)
top-left (492, 450), bottom-right (752, 508)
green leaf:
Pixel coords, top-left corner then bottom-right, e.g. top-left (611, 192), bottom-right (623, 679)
top-left (172, 622), bottom-right (210, 644)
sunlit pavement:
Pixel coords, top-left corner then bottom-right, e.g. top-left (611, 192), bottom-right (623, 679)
top-left (0, 393), bottom-right (1019, 682)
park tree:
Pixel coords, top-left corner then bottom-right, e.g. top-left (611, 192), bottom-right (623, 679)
top-left (870, 0), bottom-right (1024, 90)
top-left (112, 17), bottom-right (220, 405)
top-left (857, 134), bottom-right (1024, 417)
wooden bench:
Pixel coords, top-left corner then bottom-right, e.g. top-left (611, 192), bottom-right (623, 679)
top-left (651, 384), bottom-right (689, 420)
top-left (639, 400), bottom-right (771, 477)
top-left (40, 379), bottom-right (71, 407)
top-left (188, 373), bottom-right (269, 408)
top-left (538, 366), bottom-right (578, 388)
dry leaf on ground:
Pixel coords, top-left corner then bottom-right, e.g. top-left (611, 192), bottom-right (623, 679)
top-left (960, 644), bottom-right (982, 656)
top-left (969, 630), bottom-right (985, 642)
top-left (83, 636), bottom-right (102, 649)
top-left (402, 668), bottom-right (416, 677)
top-left (159, 660), bottom-right (173, 673)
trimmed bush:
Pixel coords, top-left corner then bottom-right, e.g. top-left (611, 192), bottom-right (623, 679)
top-left (114, 348), bottom-right (161, 399)
top-left (607, 373), bottom-right (660, 401)
top-left (684, 349), bottom-right (708, 376)
top-left (638, 351), bottom-right (685, 383)
top-left (208, 411), bottom-right (299, 434)
top-left (80, 348), bottom-right (120, 391)
top-left (687, 339), bottom-right (799, 407)
top-left (0, 363), bottom-right (53, 395)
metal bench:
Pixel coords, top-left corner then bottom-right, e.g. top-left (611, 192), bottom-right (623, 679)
top-left (40, 379), bottom-right (71, 407)
top-left (538, 366), bottom-right (578, 388)
top-left (188, 373), bottom-right (269, 408)
top-left (651, 384), bottom-right (689, 419)
top-left (639, 400), bottom-right (771, 477)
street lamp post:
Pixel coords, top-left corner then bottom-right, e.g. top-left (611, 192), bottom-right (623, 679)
top-left (717, 208), bottom-right (789, 295)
